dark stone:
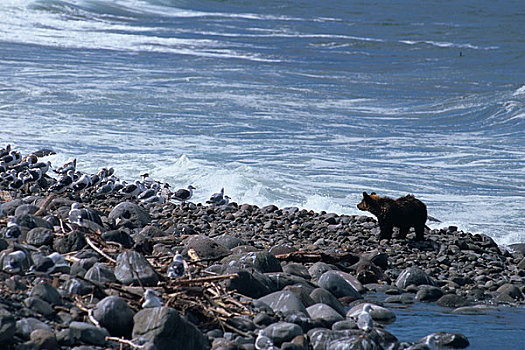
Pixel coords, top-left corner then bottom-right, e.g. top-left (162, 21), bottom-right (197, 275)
top-left (283, 263), bottom-right (311, 279)
top-left (263, 322), bottom-right (303, 346)
top-left (109, 202), bottom-right (151, 229)
top-left (16, 214), bottom-right (53, 231)
top-left (15, 204), bottom-right (40, 217)
top-left (93, 296), bottom-right (135, 338)
top-left (16, 318), bottom-right (52, 340)
top-left (258, 290), bottom-right (308, 315)
top-left (308, 262), bottom-right (338, 281)
top-left (496, 283), bottom-right (524, 301)
top-left (69, 321), bottom-right (110, 346)
top-left (53, 230), bottom-right (86, 254)
top-left (306, 304), bottom-right (344, 327)
top-left (436, 294), bottom-right (469, 308)
top-left (418, 332), bottom-right (469, 349)
top-left (309, 288), bottom-right (346, 316)
top-left (25, 227), bottom-right (54, 247)
top-left (221, 251), bottom-right (282, 274)
top-left (0, 309), bottom-right (16, 342)
top-left (115, 250), bottom-right (159, 286)
top-left (213, 234), bottom-right (246, 250)
top-left (85, 263), bottom-right (117, 283)
top-left (317, 271), bottom-right (362, 299)
top-left (24, 297), bottom-right (54, 317)
top-left (101, 230), bottom-right (134, 249)
top-left (395, 267), bottom-right (435, 289)
top-left (415, 286), bottom-right (444, 302)
top-left (1, 199), bottom-right (24, 216)
top-left (132, 307), bottom-right (209, 350)
top-left (227, 270), bottom-right (273, 298)
top-left (184, 235), bottom-right (230, 260)
top-left (30, 282), bottom-right (62, 306)
top-left (30, 329), bottom-right (58, 350)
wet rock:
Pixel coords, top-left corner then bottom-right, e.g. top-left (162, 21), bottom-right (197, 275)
top-left (418, 332), bottom-right (469, 349)
top-left (92, 296), bottom-right (135, 338)
top-left (109, 202), bottom-right (151, 229)
top-left (267, 273), bottom-right (313, 292)
top-left (415, 286), bottom-right (444, 302)
top-left (331, 320), bottom-right (357, 331)
top-left (263, 322), bottom-right (303, 346)
top-left (0, 309), bottom-right (16, 342)
top-left (436, 294), bottom-right (469, 308)
top-left (496, 283), bottom-right (524, 301)
top-left (69, 321), bottom-right (110, 346)
top-left (395, 267), bottom-right (435, 289)
top-left (384, 294), bottom-right (414, 304)
top-left (258, 290), bottom-right (308, 315)
top-left (306, 303), bottom-right (344, 327)
top-left (25, 227), bottom-right (54, 247)
top-left (452, 305), bottom-right (498, 315)
top-left (317, 271), bottom-right (362, 299)
top-left (115, 250), bottom-right (159, 286)
top-left (16, 214), bottom-right (53, 231)
top-left (132, 306), bottom-right (209, 350)
top-left (15, 204), bottom-right (40, 217)
top-left (309, 288), bottom-right (346, 316)
top-left (308, 262), bottom-right (338, 281)
top-left (185, 235), bottom-right (230, 260)
top-left (269, 244), bottom-right (298, 256)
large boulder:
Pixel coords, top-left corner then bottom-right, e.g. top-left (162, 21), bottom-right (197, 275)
top-left (258, 290), bottom-right (308, 315)
top-left (317, 271), bottom-right (362, 299)
top-left (184, 235), bottom-right (230, 260)
top-left (132, 307), bottom-right (209, 350)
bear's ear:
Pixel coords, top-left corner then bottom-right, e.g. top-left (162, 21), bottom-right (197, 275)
top-left (362, 192), bottom-right (369, 198)
top-left (370, 192), bottom-right (376, 196)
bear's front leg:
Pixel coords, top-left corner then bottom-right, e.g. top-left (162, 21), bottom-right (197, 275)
top-left (378, 222), bottom-right (393, 240)
top-left (414, 224), bottom-right (425, 241)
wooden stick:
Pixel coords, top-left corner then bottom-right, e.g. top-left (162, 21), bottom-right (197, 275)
top-left (85, 236), bottom-right (116, 263)
top-left (106, 336), bottom-right (145, 349)
top-left (34, 193), bottom-right (55, 216)
top-left (169, 273), bottom-right (238, 286)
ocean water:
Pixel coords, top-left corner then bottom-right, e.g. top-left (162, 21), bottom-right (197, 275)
top-left (1, 0), bottom-right (524, 246)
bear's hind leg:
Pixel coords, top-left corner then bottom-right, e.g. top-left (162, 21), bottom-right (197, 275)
top-left (414, 224), bottom-right (425, 241)
top-left (397, 226), bottom-right (409, 239)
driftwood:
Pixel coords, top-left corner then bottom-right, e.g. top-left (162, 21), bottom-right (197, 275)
top-left (274, 250), bottom-right (360, 265)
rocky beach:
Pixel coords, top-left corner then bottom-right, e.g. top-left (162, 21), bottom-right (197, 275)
top-left (1, 146), bottom-right (524, 350)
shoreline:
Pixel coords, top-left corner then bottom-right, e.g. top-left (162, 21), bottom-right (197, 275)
top-left (0, 148), bottom-right (524, 349)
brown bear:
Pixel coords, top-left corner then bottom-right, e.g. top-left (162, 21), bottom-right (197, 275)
top-left (357, 192), bottom-right (427, 241)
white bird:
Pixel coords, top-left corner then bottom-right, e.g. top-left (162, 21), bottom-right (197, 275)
top-left (167, 254), bottom-right (185, 278)
top-left (357, 304), bottom-right (374, 332)
top-left (4, 216), bottom-right (21, 239)
top-left (71, 173), bottom-right (92, 192)
top-left (206, 187), bottom-right (224, 205)
top-left (55, 158), bottom-right (76, 174)
top-left (172, 185), bottom-right (195, 203)
top-left (68, 203), bottom-right (103, 229)
top-left (255, 330), bottom-right (277, 350)
top-left (218, 195), bottom-right (230, 206)
top-left (119, 180), bottom-right (143, 199)
top-left (142, 289), bottom-right (163, 308)
top-left (2, 250), bottom-right (28, 273)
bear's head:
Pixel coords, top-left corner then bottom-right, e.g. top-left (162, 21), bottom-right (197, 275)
top-left (357, 192), bottom-right (380, 212)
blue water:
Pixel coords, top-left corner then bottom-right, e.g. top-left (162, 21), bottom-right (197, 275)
top-left (1, 0), bottom-right (524, 246)
top-left (386, 303), bottom-right (525, 349)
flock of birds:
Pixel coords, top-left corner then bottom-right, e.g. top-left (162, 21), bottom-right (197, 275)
top-left (0, 144), bottom-right (231, 206)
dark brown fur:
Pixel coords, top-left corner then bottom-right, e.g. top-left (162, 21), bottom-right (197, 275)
top-left (357, 192), bottom-right (427, 241)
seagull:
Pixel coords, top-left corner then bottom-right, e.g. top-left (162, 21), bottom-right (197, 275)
top-left (68, 203), bottom-right (103, 229)
top-left (167, 254), bottom-right (185, 278)
top-left (206, 187), bottom-right (224, 205)
top-left (2, 250), bottom-right (28, 273)
top-left (218, 195), bottom-right (230, 206)
top-left (4, 216), bottom-right (21, 239)
top-left (357, 304), bottom-right (374, 332)
top-left (71, 173), bottom-right (92, 192)
top-left (119, 180), bottom-right (143, 199)
top-left (142, 289), bottom-right (163, 308)
top-left (30, 252), bottom-right (68, 274)
top-left (96, 179), bottom-right (115, 195)
top-left (255, 330), bottom-right (277, 350)
top-left (172, 185), bottom-right (195, 203)
top-left (2, 150), bottom-right (22, 167)
top-left (55, 158), bottom-right (76, 174)
top-left (30, 160), bottom-right (52, 174)
top-left (0, 144), bottom-right (11, 158)
top-left (8, 173), bottom-right (25, 190)
top-left (49, 170), bottom-right (75, 193)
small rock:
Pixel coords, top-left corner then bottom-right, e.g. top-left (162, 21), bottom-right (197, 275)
top-left (258, 291), bottom-right (308, 315)
top-left (109, 202), bottom-right (151, 229)
top-left (306, 303), bottom-right (344, 327)
top-left (415, 286), bottom-right (444, 302)
top-left (185, 235), bottom-right (230, 260)
top-left (264, 322), bottom-right (303, 346)
top-left (496, 283), bottom-right (524, 301)
top-left (24, 297), bottom-right (54, 317)
top-left (114, 250), bottom-right (159, 286)
top-left (418, 332), bottom-right (469, 349)
top-left (30, 329), bottom-right (58, 350)
top-left (16, 318), bottom-right (52, 340)
top-left (30, 282), bottom-right (62, 306)
top-left (395, 267), bottom-right (435, 289)
top-left (85, 263), bottom-right (117, 283)
top-left (69, 321), bottom-right (110, 346)
top-left (309, 288), bottom-right (346, 316)
top-left (25, 227), bottom-right (54, 247)
top-left (227, 270), bottom-right (273, 298)
top-left (0, 309), bottom-right (16, 342)
top-left (436, 294), bottom-right (468, 308)
top-left (317, 271), bottom-right (362, 299)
